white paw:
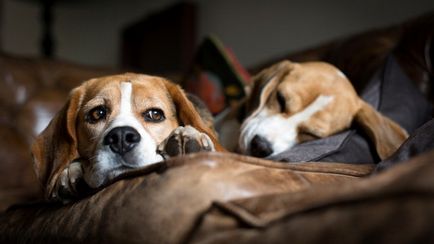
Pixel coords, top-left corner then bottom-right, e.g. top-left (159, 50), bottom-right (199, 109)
top-left (52, 161), bottom-right (84, 203)
top-left (157, 125), bottom-right (215, 159)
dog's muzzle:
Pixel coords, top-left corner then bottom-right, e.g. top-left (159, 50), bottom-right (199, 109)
top-left (103, 126), bottom-right (141, 155)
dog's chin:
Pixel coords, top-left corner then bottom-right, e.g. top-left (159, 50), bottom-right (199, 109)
top-left (84, 150), bottom-right (164, 188)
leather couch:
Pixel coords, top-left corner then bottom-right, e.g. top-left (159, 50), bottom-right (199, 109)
top-left (0, 52), bottom-right (116, 211)
top-left (0, 12), bottom-right (433, 243)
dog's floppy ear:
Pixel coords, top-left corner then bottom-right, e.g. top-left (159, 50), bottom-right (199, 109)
top-left (31, 86), bottom-right (84, 198)
top-left (355, 100), bottom-right (409, 160)
top-left (246, 60), bottom-right (293, 115)
top-left (163, 80), bottom-right (225, 152)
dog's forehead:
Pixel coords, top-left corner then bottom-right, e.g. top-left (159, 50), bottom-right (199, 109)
top-left (274, 62), bottom-right (348, 96)
top-left (82, 73), bottom-right (168, 98)
top-left (293, 62), bottom-right (344, 80)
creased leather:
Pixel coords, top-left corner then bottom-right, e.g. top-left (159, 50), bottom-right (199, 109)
top-left (188, 150), bottom-right (434, 244)
top-left (0, 153), bottom-right (373, 244)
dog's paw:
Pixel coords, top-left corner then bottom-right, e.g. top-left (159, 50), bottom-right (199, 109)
top-left (51, 161), bottom-right (86, 204)
top-left (157, 125), bottom-right (215, 159)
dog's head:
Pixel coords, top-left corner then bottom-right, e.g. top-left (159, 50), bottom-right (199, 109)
top-left (239, 60), bottom-right (408, 159)
top-left (31, 73), bottom-right (221, 196)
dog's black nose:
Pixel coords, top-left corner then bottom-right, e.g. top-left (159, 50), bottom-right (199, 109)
top-left (104, 126), bottom-right (141, 155)
top-left (250, 135), bottom-right (273, 158)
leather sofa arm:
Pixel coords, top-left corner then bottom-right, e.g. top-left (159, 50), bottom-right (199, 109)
top-left (0, 152), bottom-right (373, 243)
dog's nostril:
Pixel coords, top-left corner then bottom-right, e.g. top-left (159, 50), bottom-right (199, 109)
top-left (104, 126), bottom-right (141, 155)
top-left (250, 135), bottom-right (273, 158)
top-left (106, 134), bottom-right (118, 145)
top-left (125, 132), bottom-right (140, 143)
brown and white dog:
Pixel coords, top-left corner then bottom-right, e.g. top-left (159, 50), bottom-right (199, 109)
top-left (239, 60), bottom-right (408, 159)
top-left (31, 73), bottom-right (224, 202)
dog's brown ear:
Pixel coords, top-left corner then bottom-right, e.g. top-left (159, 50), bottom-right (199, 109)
top-left (163, 80), bottom-right (225, 152)
top-left (246, 60), bottom-right (293, 115)
top-left (355, 100), bottom-right (408, 160)
top-left (31, 86), bottom-right (84, 199)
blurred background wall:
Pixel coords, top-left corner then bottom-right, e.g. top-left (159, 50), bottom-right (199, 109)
top-left (1, 0), bottom-right (434, 69)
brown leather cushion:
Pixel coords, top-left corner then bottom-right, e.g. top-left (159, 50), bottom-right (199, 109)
top-left (188, 151), bottom-right (434, 243)
top-left (0, 153), bottom-right (373, 243)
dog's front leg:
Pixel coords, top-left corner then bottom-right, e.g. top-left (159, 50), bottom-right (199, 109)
top-left (157, 125), bottom-right (215, 159)
top-left (51, 159), bottom-right (89, 203)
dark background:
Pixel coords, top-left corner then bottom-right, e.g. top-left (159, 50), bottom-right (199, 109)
top-left (1, 0), bottom-right (434, 72)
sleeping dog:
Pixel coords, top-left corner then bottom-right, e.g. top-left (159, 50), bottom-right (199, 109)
top-left (31, 73), bottom-right (224, 202)
top-left (239, 60), bottom-right (408, 159)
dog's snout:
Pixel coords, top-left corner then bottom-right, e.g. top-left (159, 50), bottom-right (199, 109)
top-left (250, 135), bottom-right (273, 158)
top-left (104, 126), bottom-right (141, 155)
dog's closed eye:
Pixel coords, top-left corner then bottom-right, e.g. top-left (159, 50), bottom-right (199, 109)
top-left (276, 92), bottom-right (286, 113)
top-left (143, 108), bottom-right (165, 122)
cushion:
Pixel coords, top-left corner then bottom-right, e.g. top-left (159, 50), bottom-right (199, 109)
top-left (188, 150), bottom-right (434, 243)
top-left (0, 153), bottom-right (372, 243)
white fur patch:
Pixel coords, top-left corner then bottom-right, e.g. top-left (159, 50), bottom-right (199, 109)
top-left (239, 95), bottom-right (334, 156)
top-left (86, 82), bottom-right (163, 188)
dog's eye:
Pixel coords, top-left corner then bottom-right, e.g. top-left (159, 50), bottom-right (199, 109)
top-left (86, 106), bottom-right (108, 124)
top-left (276, 92), bottom-right (286, 112)
top-left (143, 108), bottom-right (165, 122)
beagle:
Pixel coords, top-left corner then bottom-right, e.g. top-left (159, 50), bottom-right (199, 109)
top-left (31, 73), bottom-right (224, 202)
top-left (239, 60), bottom-right (408, 159)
